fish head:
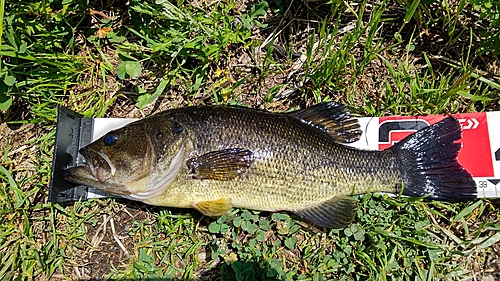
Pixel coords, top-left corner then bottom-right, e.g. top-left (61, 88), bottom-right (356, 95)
top-left (64, 117), bottom-right (188, 200)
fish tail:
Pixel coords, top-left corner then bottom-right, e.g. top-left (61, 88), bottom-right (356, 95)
top-left (390, 116), bottom-right (476, 201)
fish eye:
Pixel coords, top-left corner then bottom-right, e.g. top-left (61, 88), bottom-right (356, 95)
top-left (173, 122), bottom-right (184, 134)
top-left (104, 133), bottom-right (119, 146)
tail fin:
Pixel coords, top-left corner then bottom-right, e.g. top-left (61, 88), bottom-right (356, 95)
top-left (390, 116), bottom-right (476, 201)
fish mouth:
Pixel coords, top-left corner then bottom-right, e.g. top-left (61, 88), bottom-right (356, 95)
top-left (80, 147), bottom-right (117, 183)
top-left (64, 147), bottom-right (117, 187)
top-left (63, 165), bottom-right (95, 185)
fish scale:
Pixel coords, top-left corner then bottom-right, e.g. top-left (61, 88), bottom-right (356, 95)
top-left (143, 106), bottom-right (402, 210)
top-left (64, 102), bottom-right (476, 228)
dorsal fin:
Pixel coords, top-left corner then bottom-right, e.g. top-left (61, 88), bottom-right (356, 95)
top-left (289, 102), bottom-right (362, 143)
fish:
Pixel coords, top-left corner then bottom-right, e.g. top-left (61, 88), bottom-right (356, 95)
top-left (64, 102), bottom-right (477, 229)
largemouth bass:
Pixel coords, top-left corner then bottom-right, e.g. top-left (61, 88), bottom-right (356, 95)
top-left (64, 102), bottom-right (476, 228)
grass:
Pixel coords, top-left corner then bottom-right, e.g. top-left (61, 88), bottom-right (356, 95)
top-left (1, 0), bottom-right (500, 280)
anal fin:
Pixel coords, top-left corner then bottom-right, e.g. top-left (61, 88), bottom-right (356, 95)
top-left (294, 196), bottom-right (357, 229)
top-left (193, 198), bottom-right (232, 217)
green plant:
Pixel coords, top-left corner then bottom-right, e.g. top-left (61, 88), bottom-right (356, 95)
top-left (114, 0), bottom-right (267, 108)
top-left (470, 0), bottom-right (500, 56)
top-left (0, 0), bottom-right (11, 111)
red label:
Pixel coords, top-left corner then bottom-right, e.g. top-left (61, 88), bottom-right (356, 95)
top-left (378, 113), bottom-right (493, 177)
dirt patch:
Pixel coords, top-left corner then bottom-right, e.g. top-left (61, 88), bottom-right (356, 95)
top-left (68, 204), bottom-right (152, 280)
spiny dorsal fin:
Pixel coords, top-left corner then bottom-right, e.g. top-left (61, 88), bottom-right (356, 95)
top-left (294, 196), bottom-right (358, 229)
top-left (289, 102), bottom-right (362, 143)
top-left (193, 198), bottom-right (232, 216)
top-left (186, 148), bottom-right (254, 181)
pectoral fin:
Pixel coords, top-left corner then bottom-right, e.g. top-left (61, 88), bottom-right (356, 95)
top-left (193, 198), bottom-right (232, 217)
top-left (289, 102), bottom-right (362, 143)
top-left (294, 196), bottom-right (358, 229)
top-left (186, 148), bottom-right (254, 181)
